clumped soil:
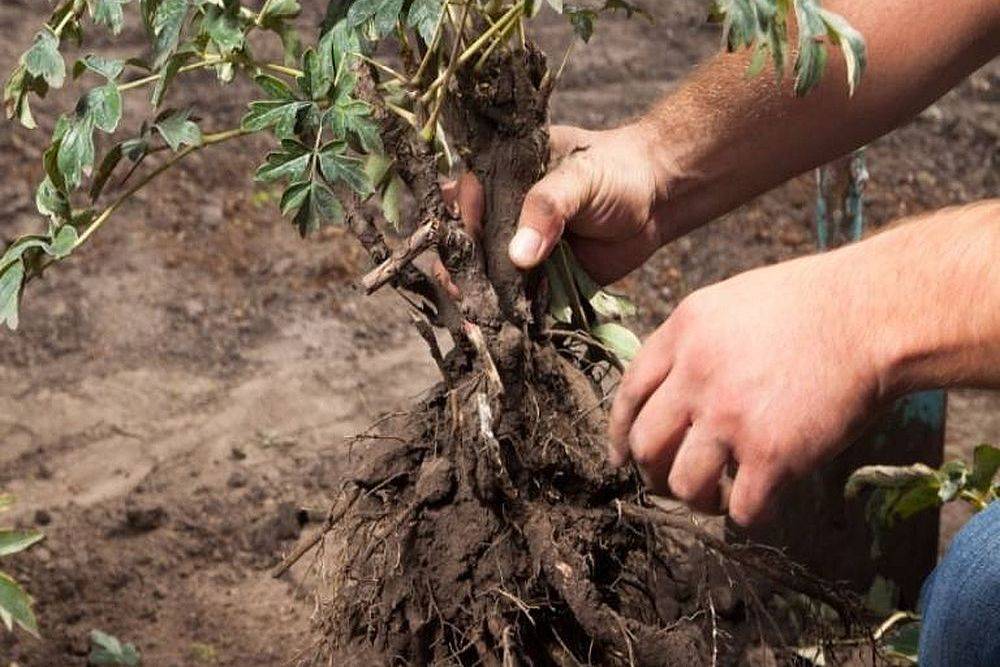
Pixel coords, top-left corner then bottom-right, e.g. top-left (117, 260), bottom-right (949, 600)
top-left (0, 0), bottom-right (997, 665)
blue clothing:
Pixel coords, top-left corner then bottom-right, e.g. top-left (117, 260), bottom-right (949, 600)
top-left (919, 501), bottom-right (1000, 665)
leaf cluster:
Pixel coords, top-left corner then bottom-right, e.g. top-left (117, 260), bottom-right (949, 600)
top-left (846, 444), bottom-right (1000, 557)
top-left (0, 494), bottom-right (44, 639)
top-left (710, 0), bottom-right (866, 95)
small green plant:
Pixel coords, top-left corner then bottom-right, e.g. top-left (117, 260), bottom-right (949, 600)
top-left (0, 494), bottom-right (44, 638)
top-left (847, 443), bottom-right (1000, 556)
top-left (89, 629), bottom-right (142, 665)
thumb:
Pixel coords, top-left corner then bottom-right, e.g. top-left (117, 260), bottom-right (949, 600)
top-left (509, 165), bottom-right (585, 269)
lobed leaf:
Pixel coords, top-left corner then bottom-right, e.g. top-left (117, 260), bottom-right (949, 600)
top-left (407, 0), bottom-right (443, 44)
top-left (89, 629), bottom-right (141, 666)
top-left (592, 322), bottom-right (641, 363)
top-left (21, 29), bottom-right (66, 89)
top-left (0, 530), bottom-right (44, 558)
top-left (347, 0), bottom-right (404, 39)
top-left (0, 571), bottom-right (38, 638)
top-left (89, 0), bottom-right (132, 35)
top-left (317, 141), bottom-right (371, 195)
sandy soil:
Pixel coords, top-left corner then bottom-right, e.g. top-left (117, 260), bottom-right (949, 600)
top-left (0, 1), bottom-right (997, 664)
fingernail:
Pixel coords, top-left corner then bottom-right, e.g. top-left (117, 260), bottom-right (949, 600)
top-left (509, 228), bottom-right (543, 267)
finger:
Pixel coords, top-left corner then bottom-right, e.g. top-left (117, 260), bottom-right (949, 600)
top-left (625, 373), bottom-right (691, 494)
top-left (728, 463), bottom-right (784, 527)
top-left (441, 173), bottom-right (485, 239)
top-left (509, 165), bottom-right (586, 269)
top-left (432, 259), bottom-right (461, 300)
top-left (667, 424), bottom-right (730, 514)
top-left (455, 172), bottom-right (485, 238)
top-left (608, 319), bottom-right (679, 467)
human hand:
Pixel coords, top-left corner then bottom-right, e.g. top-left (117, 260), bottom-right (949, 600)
top-left (508, 124), bottom-right (669, 284)
top-left (608, 250), bottom-right (889, 526)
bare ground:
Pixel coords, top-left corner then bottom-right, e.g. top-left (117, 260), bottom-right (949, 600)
top-left (0, 1), bottom-right (997, 664)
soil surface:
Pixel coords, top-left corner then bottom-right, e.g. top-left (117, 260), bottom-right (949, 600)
top-left (1, 1), bottom-right (997, 665)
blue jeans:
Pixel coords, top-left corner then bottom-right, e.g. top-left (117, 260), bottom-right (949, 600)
top-left (919, 500), bottom-right (1000, 665)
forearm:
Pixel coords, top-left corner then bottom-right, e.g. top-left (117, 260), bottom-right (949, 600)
top-left (637, 0), bottom-right (1000, 239)
top-left (840, 201), bottom-right (1000, 396)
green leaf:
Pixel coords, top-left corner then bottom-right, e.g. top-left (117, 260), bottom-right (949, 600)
top-left (318, 18), bottom-right (362, 83)
top-left (21, 29), bottom-right (66, 89)
top-left (347, 0), bottom-right (404, 39)
top-left (58, 114), bottom-right (97, 190)
top-left (407, 0), bottom-right (442, 44)
top-left (936, 460), bottom-right (969, 503)
top-left (324, 100), bottom-right (381, 153)
top-left (300, 47), bottom-right (332, 100)
top-left (380, 174), bottom-right (405, 230)
top-left (89, 629), bottom-right (141, 666)
top-left (36, 177), bottom-right (71, 223)
top-left (592, 322), bottom-right (641, 363)
top-left (318, 141), bottom-right (371, 195)
top-left (563, 247), bottom-right (637, 321)
top-left (969, 445), bottom-right (1000, 494)
top-left (154, 108), bottom-right (202, 151)
top-left (151, 50), bottom-right (195, 107)
top-left (845, 463), bottom-right (938, 499)
top-left (544, 255), bottom-right (574, 325)
top-left (883, 622), bottom-right (920, 664)
top-left (73, 55), bottom-right (125, 81)
top-left (84, 82), bottom-right (124, 133)
top-left (281, 179), bottom-right (344, 236)
top-left (253, 74), bottom-right (296, 100)
top-left (241, 99), bottom-right (310, 138)
top-left (254, 140), bottom-right (311, 183)
top-left (0, 530), bottom-right (44, 558)
top-left (565, 7), bottom-right (597, 42)
top-left (201, 3), bottom-right (245, 55)
top-left (48, 225), bottom-right (79, 259)
top-left (89, 0), bottom-right (131, 34)
top-left (792, 0), bottom-right (828, 96)
top-left (0, 261), bottom-right (25, 331)
top-left (149, 0), bottom-right (190, 68)
top-left (0, 571), bottom-right (38, 637)
top-left (259, 0), bottom-right (300, 21)
top-left (4, 66), bottom-right (43, 129)
top-left (819, 8), bottom-right (866, 96)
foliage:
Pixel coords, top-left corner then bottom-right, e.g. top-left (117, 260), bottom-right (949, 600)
top-left (2, 0), bottom-right (865, 368)
top-left (89, 629), bottom-right (142, 665)
top-left (846, 444), bottom-right (1000, 556)
top-left (0, 494), bottom-right (44, 638)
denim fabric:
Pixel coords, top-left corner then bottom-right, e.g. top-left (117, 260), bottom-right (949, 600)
top-left (919, 500), bottom-right (1000, 666)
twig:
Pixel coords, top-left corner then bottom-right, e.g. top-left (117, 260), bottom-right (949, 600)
top-left (360, 221), bottom-right (438, 293)
top-left (272, 485), bottom-right (361, 578)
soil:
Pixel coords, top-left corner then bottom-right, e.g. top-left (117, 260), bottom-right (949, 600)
top-left (0, 1), bottom-right (997, 665)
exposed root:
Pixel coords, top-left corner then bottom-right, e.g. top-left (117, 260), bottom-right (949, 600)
top-left (289, 344), bottom-right (866, 665)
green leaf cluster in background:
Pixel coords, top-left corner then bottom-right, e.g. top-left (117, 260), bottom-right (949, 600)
top-left (846, 444), bottom-right (1000, 557)
top-left (90, 629), bottom-right (142, 665)
top-left (710, 0), bottom-right (866, 96)
top-left (0, 494), bottom-right (44, 638)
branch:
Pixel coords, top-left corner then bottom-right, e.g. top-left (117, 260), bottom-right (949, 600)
top-left (75, 129), bottom-right (251, 250)
top-left (360, 221), bottom-right (437, 293)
